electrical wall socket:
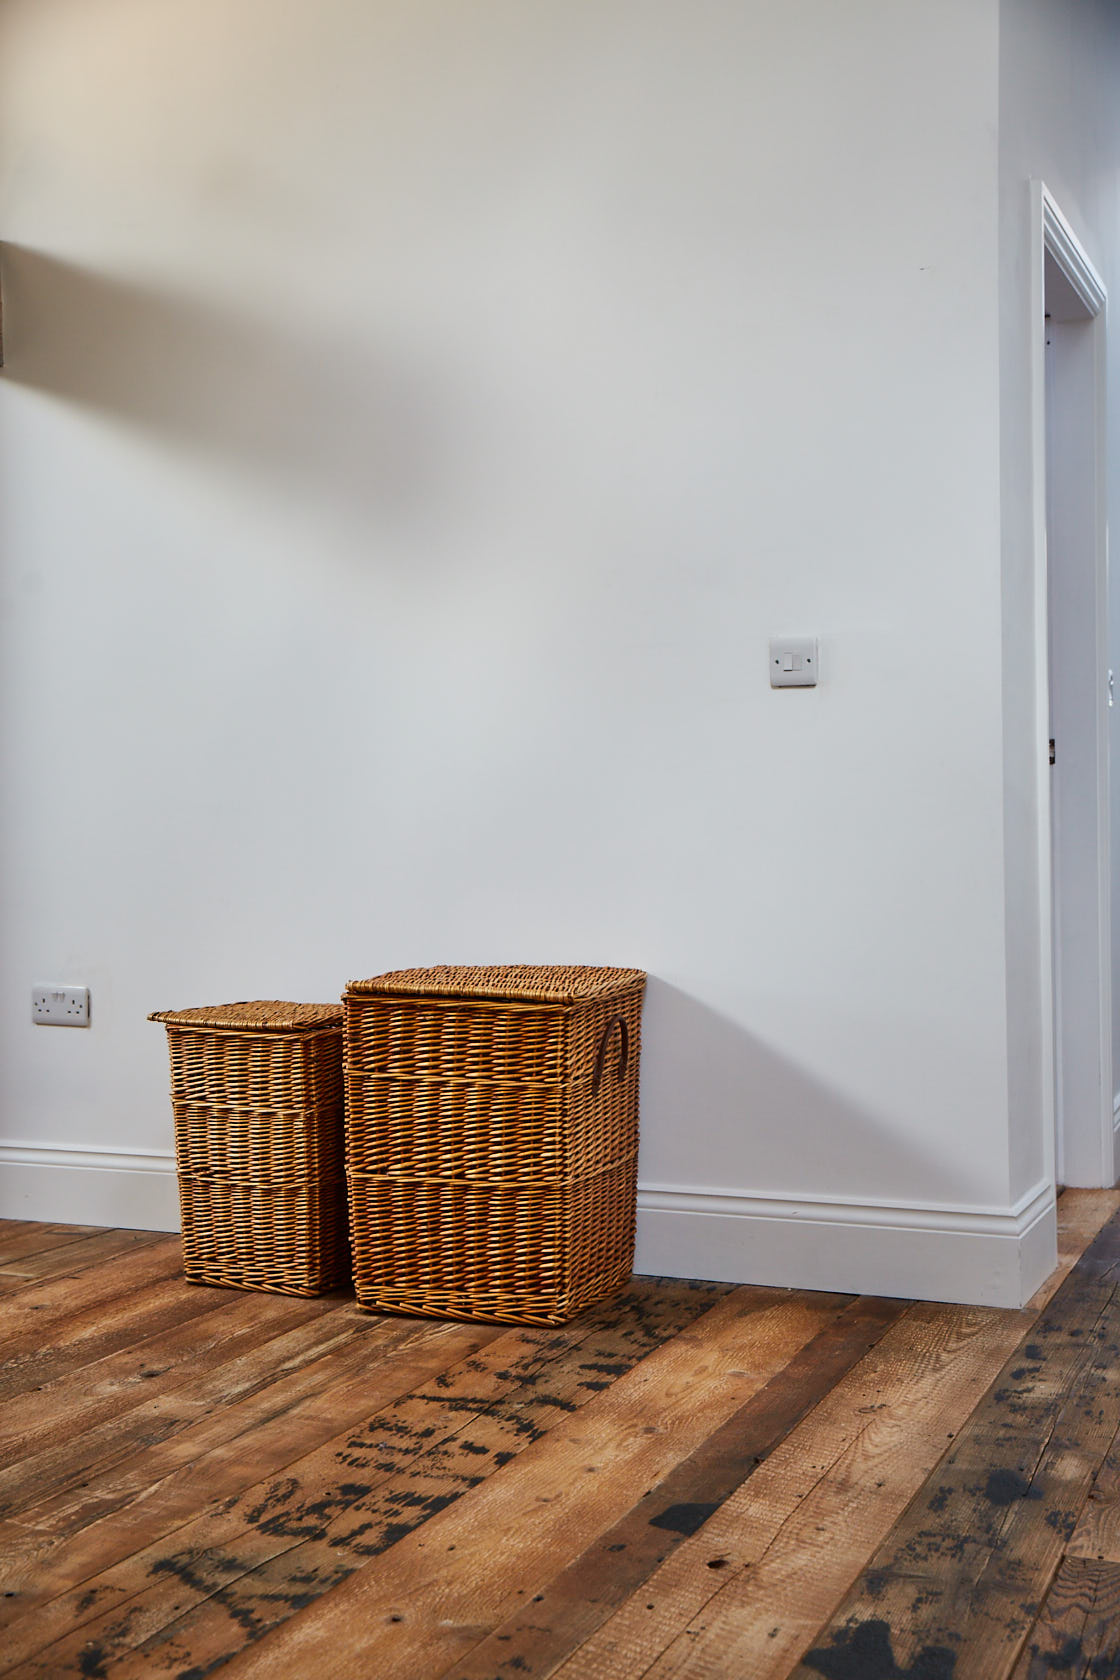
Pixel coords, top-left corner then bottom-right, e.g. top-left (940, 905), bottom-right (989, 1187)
top-left (32, 985), bottom-right (90, 1027)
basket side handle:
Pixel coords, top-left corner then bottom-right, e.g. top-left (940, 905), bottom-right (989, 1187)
top-left (591, 1015), bottom-right (630, 1099)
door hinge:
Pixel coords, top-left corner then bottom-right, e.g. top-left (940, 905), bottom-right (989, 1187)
top-left (1050, 738), bottom-right (1056, 766)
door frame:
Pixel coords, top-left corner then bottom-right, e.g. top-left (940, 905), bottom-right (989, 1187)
top-left (1029, 179), bottom-right (1112, 1187)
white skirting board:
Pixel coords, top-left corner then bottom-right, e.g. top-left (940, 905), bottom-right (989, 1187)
top-left (634, 1182), bottom-right (1058, 1310)
top-left (0, 1143), bottom-right (1058, 1308)
top-left (0, 1142), bottom-right (180, 1231)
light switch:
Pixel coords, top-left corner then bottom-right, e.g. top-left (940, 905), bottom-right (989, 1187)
top-left (770, 636), bottom-right (818, 688)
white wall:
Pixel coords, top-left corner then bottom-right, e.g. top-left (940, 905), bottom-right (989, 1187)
top-left (2, 0), bottom-right (1039, 1300)
top-left (998, 0), bottom-right (1120, 1197)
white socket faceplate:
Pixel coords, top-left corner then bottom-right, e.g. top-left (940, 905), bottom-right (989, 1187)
top-left (32, 985), bottom-right (90, 1027)
top-left (770, 636), bottom-right (819, 688)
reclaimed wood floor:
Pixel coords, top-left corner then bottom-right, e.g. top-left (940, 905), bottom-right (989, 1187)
top-left (1, 1193), bottom-right (1119, 1679)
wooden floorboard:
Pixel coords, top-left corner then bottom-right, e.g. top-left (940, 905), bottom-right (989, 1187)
top-left (442, 1294), bottom-right (908, 1680)
top-left (0, 1289), bottom-right (344, 1510)
top-left (5, 1277), bottom-right (733, 1677)
top-left (0, 1228), bottom-right (168, 1290)
top-left (0, 1191), bottom-right (1117, 1680)
top-left (544, 1299), bottom-right (1042, 1680)
top-left (788, 1210), bottom-right (1120, 1680)
top-left (0, 1220), bottom-right (83, 1248)
top-left (0, 1224), bottom-right (105, 1271)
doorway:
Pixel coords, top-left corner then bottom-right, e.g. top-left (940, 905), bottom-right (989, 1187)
top-left (1036, 184), bottom-right (1112, 1187)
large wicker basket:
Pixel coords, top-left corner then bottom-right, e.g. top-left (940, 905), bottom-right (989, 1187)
top-left (149, 1001), bottom-right (349, 1297)
top-left (343, 965), bottom-right (646, 1326)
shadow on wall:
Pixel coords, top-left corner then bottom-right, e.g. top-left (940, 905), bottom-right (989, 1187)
top-left (0, 244), bottom-right (453, 530)
top-left (641, 980), bottom-right (991, 1209)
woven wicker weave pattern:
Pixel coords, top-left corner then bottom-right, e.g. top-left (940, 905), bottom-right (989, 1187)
top-left (172, 1103), bottom-right (344, 1184)
top-left (149, 1001), bottom-right (343, 1033)
top-left (346, 1000), bottom-right (567, 1086)
top-left (347, 964), bottom-right (644, 1005)
top-left (347, 1159), bottom-right (636, 1324)
top-left (344, 966), bottom-right (645, 1326)
top-left (344, 1076), bottom-right (623, 1181)
top-left (158, 1026), bottom-right (344, 1111)
top-left (151, 1002), bottom-right (348, 1298)
top-left (176, 1180), bottom-right (346, 1298)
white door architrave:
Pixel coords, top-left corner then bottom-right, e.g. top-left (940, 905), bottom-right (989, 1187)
top-left (1031, 180), bottom-right (1112, 1188)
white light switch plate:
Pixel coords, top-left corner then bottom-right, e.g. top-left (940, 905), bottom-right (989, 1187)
top-left (32, 985), bottom-right (90, 1026)
top-left (770, 636), bottom-right (819, 688)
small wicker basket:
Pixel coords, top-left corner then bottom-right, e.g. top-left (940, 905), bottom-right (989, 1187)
top-left (343, 965), bottom-right (646, 1326)
top-left (149, 1000), bottom-right (349, 1296)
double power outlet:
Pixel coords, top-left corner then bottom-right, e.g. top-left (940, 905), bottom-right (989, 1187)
top-left (32, 985), bottom-right (91, 1027)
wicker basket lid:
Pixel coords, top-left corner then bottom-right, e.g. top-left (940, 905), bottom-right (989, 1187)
top-left (345, 965), bottom-right (645, 1005)
top-left (148, 1000), bottom-right (343, 1032)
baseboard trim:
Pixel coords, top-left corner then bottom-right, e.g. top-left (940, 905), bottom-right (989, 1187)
top-left (0, 1142), bottom-right (1058, 1306)
top-left (636, 1180), bottom-right (1051, 1234)
top-left (0, 1140), bottom-right (179, 1231)
top-left (634, 1180), bottom-right (1057, 1309)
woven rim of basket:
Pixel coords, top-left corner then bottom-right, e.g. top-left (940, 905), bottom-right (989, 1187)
top-left (344, 966), bottom-right (646, 1004)
top-left (148, 1001), bottom-right (344, 1032)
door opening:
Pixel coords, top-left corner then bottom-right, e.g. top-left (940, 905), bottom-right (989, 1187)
top-left (1037, 185), bottom-right (1112, 1187)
